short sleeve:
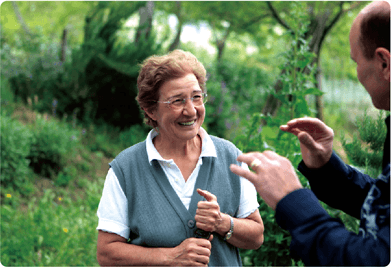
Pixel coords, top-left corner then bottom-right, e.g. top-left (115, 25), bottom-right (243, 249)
top-left (96, 168), bottom-right (130, 239)
top-left (236, 162), bottom-right (260, 218)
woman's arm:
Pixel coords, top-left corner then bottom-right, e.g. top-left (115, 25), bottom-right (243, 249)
top-left (217, 210), bottom-right (264, 249)
top-left (97, 231), bottom-right (212, 266)
top-left (195, 189), bottom-right (264, 250)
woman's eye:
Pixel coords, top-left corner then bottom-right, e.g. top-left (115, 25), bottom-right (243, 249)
top-left (172, 99), bottom-right (183, 104)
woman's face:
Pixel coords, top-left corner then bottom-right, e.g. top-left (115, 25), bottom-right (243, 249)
top-left (148, 73), bottom-right (205, 143)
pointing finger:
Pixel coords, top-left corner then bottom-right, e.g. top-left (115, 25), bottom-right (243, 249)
top-left (197, 189), bottom-right (217, 202)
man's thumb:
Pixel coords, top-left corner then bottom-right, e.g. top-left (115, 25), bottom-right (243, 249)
top-left (298, 132), bottom-right (316, 150)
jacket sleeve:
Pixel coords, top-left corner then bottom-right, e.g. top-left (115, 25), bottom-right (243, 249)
top-left (275, 189), bottom-right (390, 266)
top-left (298, 152), bottom-right (375, 219)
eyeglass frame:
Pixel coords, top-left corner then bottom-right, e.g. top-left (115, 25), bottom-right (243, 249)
top-left (154, 92), bottom-right (208, 110)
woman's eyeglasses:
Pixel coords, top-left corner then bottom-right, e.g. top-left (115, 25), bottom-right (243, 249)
top-left (155, 93), bottom-right (208, 110)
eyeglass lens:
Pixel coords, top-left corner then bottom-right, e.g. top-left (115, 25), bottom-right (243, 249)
top-left (171, 93), bottom-right (207, 109)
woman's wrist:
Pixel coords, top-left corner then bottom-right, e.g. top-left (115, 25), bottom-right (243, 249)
top-left (216, 213), bottom-right (231, 237)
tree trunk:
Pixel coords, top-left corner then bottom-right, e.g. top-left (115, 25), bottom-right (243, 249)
top-left (216, 27), bottom-right (231, 63)
top-left (135, 1), bottom-right (154, 44)
top-left (168, 1), bottom-right (183, 52)
top-left (60, 28), bottom-right (68, 62)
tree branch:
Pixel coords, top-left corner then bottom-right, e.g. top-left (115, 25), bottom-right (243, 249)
top-left (324, 1), bottom-right (364, 37)
top-left (12, 1), bottom-right (32, 36)
top-left (323, 1), bottom-right (344, 36)
top-left (266, 1), bottom-right (292, 31)
top-left (239, 14), bottom-right (269, 31)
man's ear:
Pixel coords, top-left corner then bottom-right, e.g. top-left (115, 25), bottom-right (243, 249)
top-left (375, 47), bottom-right (390, 81)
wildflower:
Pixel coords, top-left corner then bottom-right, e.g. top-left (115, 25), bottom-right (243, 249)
top-left (6, 194), bottom-right (12, 198)
top-left (58, 197), bottom-right (62, 201)
top-left (63, 228), bottom-right (68, 233)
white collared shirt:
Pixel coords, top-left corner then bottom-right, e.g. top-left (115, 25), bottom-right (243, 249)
top-left (97, 128), bottom-right (259, 239)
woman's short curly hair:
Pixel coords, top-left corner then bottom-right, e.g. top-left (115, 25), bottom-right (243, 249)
top-left (136, 49), bottom-right (207, 128)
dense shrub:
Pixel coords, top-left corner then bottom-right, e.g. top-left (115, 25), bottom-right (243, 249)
top-left (203, 59), bottom-right (271, 140)
top-left (0, 114), bottom-right (34, 192)
top-left (118, 124), bottom-right (150, 149)
top-left (342, 110), bottom-right (388, 177)
top-left (28, 115), bottom-right (79, 178)
top-left (4, 2), bottom-right (163, 130)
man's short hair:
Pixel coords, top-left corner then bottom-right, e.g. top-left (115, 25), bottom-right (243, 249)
top-left (360, 4), bottom-right (390, 59)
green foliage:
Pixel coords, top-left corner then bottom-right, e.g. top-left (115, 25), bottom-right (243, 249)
top-left (28, 115), bottom-right (79, 178)
top-left (119, 124), bottom-right (150, 149)
top-left (234, 3), bottom-right (318, 266)
top-left (4, 1), bottom-right (163, 130)
top-left (0, 114), bottom-right (35, 194)
top-left (341, 110), bottom-right (388, 177)
top-left (202, 54), bottom-right (272, 140)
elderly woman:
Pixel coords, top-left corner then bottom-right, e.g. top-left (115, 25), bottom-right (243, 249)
top-left (96, 50), bottom-right (264, 266)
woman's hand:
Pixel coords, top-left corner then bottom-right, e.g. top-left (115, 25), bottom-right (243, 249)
top-left (168, 237), bottom-right (212, 266)
top-left (195, 189), bottom-right (225, 234)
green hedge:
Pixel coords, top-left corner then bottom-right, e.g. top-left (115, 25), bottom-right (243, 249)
top-left (28, 115), bottom-right (79, 177)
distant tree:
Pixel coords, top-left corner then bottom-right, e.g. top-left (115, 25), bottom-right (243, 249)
top-left (262, 1), bottom-right (367, 121)
top-left (135, 1), bottom-right (155, 44)
top-left (184, 1), bottom-right (269, 63)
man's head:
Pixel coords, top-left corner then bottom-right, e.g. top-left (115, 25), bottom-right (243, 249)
top-left (350, 1), bottom-right (390, 110)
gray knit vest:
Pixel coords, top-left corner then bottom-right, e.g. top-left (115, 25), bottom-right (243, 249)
top-left (109, 135), bottom-right (242, 266)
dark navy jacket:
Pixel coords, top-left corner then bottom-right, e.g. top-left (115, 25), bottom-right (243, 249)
top-left (275, 116), bottom-right (390, 266)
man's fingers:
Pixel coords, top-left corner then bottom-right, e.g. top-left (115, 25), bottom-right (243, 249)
top-left (230, 164), bottom-right (258, 184)
top-left (235, 153), bottom-right (259, 166)
top-left (197, 189), bottom-right (217, 202)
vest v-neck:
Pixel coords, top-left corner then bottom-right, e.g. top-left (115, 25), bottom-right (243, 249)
top-left (150, 157), bottom-right (213, 221)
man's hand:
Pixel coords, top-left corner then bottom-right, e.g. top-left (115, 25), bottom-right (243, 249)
top-left (280, 117), bottom-right (334, 169)
top-left (168, 237), bottom-right (212, 266)
top-left (195, 189), bottom-right (224, 234)
top-left (230, 151), bottom-right (303, 210)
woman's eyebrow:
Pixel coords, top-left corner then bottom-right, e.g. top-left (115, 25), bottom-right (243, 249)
top-left (168, 90), bottom-right (202, 99)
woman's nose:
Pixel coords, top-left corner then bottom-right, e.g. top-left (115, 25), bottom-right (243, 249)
top-left (182, 99), bottom-right (197, 115)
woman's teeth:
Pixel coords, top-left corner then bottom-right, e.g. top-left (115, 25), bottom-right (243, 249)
top-left (179, 120), bottom-right (195, 126)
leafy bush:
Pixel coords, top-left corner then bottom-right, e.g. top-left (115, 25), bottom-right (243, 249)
top-left (341, 110), bottom-right (388, 177)
top-left (119, 124), bottom-right (150, 149)
top-left (28, 115), bottom-right (79, 178)
top-left (203, 57), bottom-right (271, 140)
top-left (0, 114), bottom-right (35, 193)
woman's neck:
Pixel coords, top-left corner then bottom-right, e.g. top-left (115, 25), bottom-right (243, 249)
top-left (153, 134), bottom-right (202, 160)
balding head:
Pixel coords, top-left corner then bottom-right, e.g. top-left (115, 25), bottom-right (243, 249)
top-left (356, 1), bottom-right (390, 59)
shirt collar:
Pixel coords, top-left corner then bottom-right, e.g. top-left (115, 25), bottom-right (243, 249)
top-left (146, 127), bottom-right (217, 165)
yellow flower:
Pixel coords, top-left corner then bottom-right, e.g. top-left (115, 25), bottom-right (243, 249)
top-left (63, 228), bottom-right (68, 233)
top-left (6, 194), bottom-right (11, 198)
top-left (58, 197), bottom-right (62, 201)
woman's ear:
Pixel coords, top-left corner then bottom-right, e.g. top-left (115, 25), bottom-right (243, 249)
top-left (143, 107), bottom-right (157, 122)
top-left (375, 47), bottom-right (390, 81)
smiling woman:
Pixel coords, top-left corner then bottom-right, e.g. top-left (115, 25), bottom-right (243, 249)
top-left (96, 49), bottom-right (264, 266)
